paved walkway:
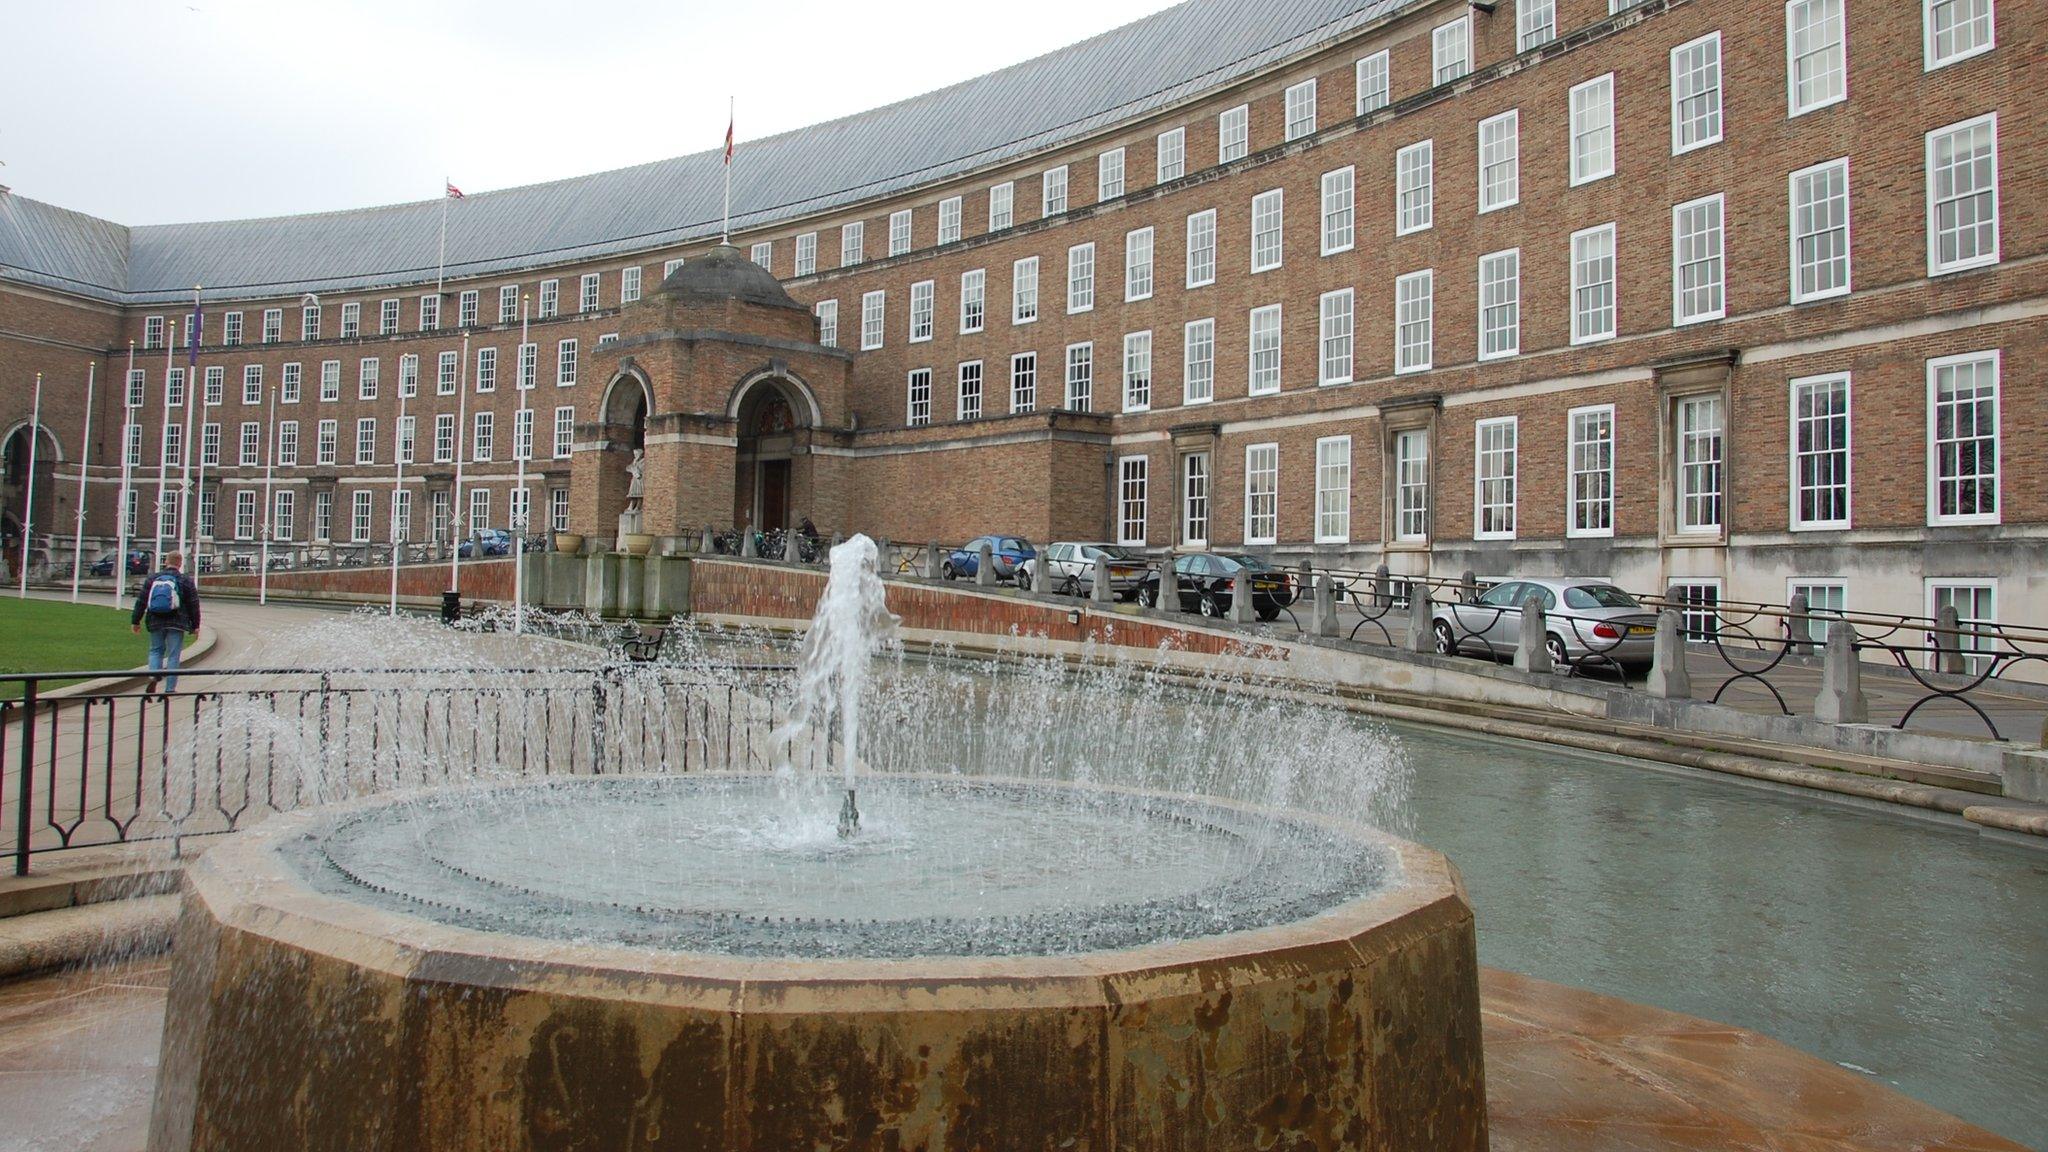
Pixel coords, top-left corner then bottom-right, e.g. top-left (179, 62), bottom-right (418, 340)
top-left (0, 957), bottom-right (2025, 1152)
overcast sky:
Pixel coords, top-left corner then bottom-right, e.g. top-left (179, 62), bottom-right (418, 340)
top-left (2, 0), bottom-right (1183, 226)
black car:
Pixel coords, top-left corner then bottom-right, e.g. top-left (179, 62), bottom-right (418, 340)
top-left (88, 549), bottom-right (150, 577)
top-left (1134, 553), bottom-right (1296, 621)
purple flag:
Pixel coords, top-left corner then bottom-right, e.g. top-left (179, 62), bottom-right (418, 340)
top-left (188, 305), bottom-right (202, 365)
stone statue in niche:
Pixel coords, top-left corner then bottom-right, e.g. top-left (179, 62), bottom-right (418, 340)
top-left (617, 448), bottom-right (645, 538)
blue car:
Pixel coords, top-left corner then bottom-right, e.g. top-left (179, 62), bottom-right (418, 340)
top-left (943, 535), bottom-right (1036, 582)
top-left (458, 528), bottom-right (513, 558)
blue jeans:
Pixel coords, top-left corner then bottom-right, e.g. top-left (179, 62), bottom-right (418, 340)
top-left (147, 628), bottom-right (187, 691)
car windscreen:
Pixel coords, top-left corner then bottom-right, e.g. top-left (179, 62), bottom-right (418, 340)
top-left (1565, 584), bottom-right (1639, 609)
top-left (1217, 554), bottom-right (1271, 572)
top-left (1082, 545), bottom-right (1132, 561)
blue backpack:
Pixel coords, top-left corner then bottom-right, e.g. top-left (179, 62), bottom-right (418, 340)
top-left (147, 574), bottom-right (182, 614)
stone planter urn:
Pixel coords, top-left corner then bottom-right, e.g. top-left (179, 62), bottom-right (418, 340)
top-left (618, 532), bottom-right (655, 556)
top-left (553, 532), bottom-right (585, 555)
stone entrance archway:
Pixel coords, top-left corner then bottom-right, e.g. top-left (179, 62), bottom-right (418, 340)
top-left (730, 373), bottom-right (817, 532)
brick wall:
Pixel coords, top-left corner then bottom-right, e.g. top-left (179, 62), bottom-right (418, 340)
top-left (204, 557), bottom-right (514, 601)
top-left (692, 558), bottom-right (1288, 660)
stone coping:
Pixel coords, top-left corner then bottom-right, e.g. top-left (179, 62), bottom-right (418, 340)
top-left (186, 772), bottom-right (1465, 997)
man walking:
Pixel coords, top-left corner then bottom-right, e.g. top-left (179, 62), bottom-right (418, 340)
top-left (131, 551), bottom-right (201, 693)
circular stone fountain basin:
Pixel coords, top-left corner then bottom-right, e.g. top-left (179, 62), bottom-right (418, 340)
top-left (148, 775), bottom-right (1489, 1151)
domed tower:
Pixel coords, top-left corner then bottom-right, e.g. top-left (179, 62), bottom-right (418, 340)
top-left (572, 246), bottom-right (851, 550)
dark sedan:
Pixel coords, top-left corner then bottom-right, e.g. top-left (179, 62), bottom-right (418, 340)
top-left (1135, 553), bottom-right (1295, 621)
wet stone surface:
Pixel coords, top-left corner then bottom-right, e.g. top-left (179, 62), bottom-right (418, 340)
top-left (291, 776), bottom-right (1391, 958)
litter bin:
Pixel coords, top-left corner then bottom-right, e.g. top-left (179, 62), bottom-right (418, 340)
top-left (440, 590), bottom-right (461, 625)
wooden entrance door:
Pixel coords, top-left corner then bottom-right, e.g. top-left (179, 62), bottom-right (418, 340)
top-left (757, 459), bottom-right (791, 529)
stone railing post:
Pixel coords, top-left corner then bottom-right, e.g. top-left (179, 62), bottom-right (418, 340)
top-left (1373, 563), bottom-right (1391, 609)
top-left (926, 541), bottom-right (943, 579)
top-left (875, 538), bottom-right (891, 574)
top-left (975, 541), bottom-right (997, 586)
top-left (1230, 568), bottom-right (1255, 624)
top-left (1514, 596), bottom-right (1554, 673)
top-left (1461, 569), bottom-right (1478, 603)
top-left (782, 527), bottom-right (803, 563)
top-left (1934, 604), bottom-right (1964, 674)
top-left (739, 522), bottom-right (758, 558)
top-left (1789, 592), bottom-right (1815, 657)
top-left (1408, 587), bottom-right (1434, 653)
top-left (1092, 554), bottom-right (1112, 605)
top-left (1815, 620), bottom-right (1870, 724)
top-left (1310, 574), bottom-right (1338, 638)
top-left (698, 524), bottom-right (716, 554)
top-left (1645, 610), bottom-right (1691, 699)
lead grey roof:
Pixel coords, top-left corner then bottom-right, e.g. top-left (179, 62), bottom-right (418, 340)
top-left (1, 0), bottom-right (1415, 307)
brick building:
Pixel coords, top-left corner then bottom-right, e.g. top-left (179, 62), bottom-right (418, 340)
top-left (0, 0), bottom-right (2038, 627)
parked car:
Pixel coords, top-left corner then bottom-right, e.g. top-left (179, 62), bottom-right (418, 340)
top-left (1134, 553), bottom-right (1295, 621)
top-left (1431, 578), bottom-right (1658, 672)
top-left (458, 528), bottom-right (514, 558)
top-left (1023, 542), bottom-right (1146, 597)
top-left (88, 549), bottom-right (150, 577)
top-left (943, 535), bottom-right (1036, 582)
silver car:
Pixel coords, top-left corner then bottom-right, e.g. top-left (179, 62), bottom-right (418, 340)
top-left (1021, 542), bottom-right (1146, 597)
top-left (1431, 578), bottom-right (1659, 672)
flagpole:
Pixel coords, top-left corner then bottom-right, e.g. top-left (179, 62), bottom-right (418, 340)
top-left (178, 287), bottom-right (202, 572)
top-left (16, 374), bottom-right (42, 598)
top-left (389, 384), bottom-right (407, 617)
top-left (258, 379), bottom-right (276, 604)
top-left (113, 341), bottom-right (135, 607)
top-left (722, 96), bottom-right (733, 244)
top-left (187, 355), bottom-right (209, 583)
top-left (449, 334), bottom-right (470, 596)
top-left (513, 296), bottom-right (530, 635)
top-left (438, 177), bottom-right (449, 299)
top-left (69, 364), bottom-right (95, 602)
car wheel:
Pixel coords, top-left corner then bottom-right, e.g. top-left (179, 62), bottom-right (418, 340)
top-left (1137, 586), bottom-right (1157, 608)
top-left (1432, 620), bottom-right (1457, 656)
top-left (942, 562), bottom-right (957, 580)
top-left (1060, 575), bottom-right (1080, 597)
top-left (1199, 592), bottom-right (1221, 617)
top-left (1545, 634), bottom-right (1569, 668)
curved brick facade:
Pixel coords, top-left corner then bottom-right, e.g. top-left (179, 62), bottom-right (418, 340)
top-left (2, 0), bottom-right (2041, 627)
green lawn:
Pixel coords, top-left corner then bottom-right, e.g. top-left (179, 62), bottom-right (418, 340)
top-left (0, 597), bottom-right (150, 699)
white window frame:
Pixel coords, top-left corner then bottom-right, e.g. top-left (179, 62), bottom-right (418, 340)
top-left (539, 280), bottom-right (560, 318)
top-left (1790, 372), bottom-right (1853, 530)
top-left (1219, 104), bottom-right (1249, 164)
top-left (1925, 579), bottom-right (1998, 673)
top-left (1013, 257), bottom-right (1040, 325)
top-left (1320, 166), bottom-right (1355, 255)
top-left (579, 273), bottom-right (599, 313)
top-left (1926, 350), bottom-right (2000, 526)
top-left (1519, 0), bottom-right (1556, 51)
top-left (1567, 404), bottom-right (1616, 539)
top-left (960, 269), bottom-right (986, 334)
top-left (907, 369), bottom-right (934, 428)
top-left (1010, 352), bottom-right (1036, 414)
top-left (989, 181), bottom-right (1015, 230)
top-left (1248, 304), bottom-right (1282, 396)
top-left (261, 308), bottom-right (282, 343)
top-left (1395, 270), bottom-right (1434, 374)
top-left (553, 406), bottom-right (575, 459)
top-left (1251, 188), bottom-right (1284, 272)
top-left (1066, 243), bottom-right (1095, 314)
top-left (1156, 127), bottom-right (1186, 182)
top-left (1670, 32), bottom-right (1724, 154)
top-left (1786, 580), bottom-right (1846, 644)
top-left (1182, 452), bottom-right (1210, 548)
top-left (1478, 248), bottom-right (1520, 361)
top-left (1925, 113), bottom-right (2000, 276)
top-left (1396, 140), bottom-right (1434, 235)
top-left (938, 198), bottom-right (962, 245)
top-left (1315, 436), bottom-right (1352, 544)
top-left (815, 299), bottom-right (838, 347)
top-left (1118, 456), bottom-right (1149, 547)
top-left (1478, 111), bottom-right (1520, 213)
top-left (1394, 429), bottom-right (1429, 542)
top-left (751, 241), bottom-right (774, 270)
top-left (841, 221), bottom-right (865, 267)
top-left (1064, 343), bottom-right (1093, 411)
top-left (1570, 74), bottom-right (1616, 185)
top-left (1318, 288), bottom-right (1354, 386)
top-left (1096, 150), bottom-right (1124, 201)
top-left (1432, 15), bottom-right (1471, 85)
top-left (1284, 79), bottom-right (1317, 141)
top-left (1122, 331), bottom-right (1152, 413)
top-left (349, 490), bottom-right (373, 544)
top-left (957, 360), bottom-right (983, 421)
top-left (1243, 443), bottom-right (1279, 545)
top-left (1186, 209), bottom-right (1217, 287)
top-left (1675, 393), bottom-right (1725, 534)
top-left (860, 290), bottom-right (885, 350)
top-left (1570, 223), bottom-right (1618, 344)
top-left (1786, 0), bottom-right (1848, 117)
top-left (1789, 157), bottom-right (1852, 302)
top-left (1673, 194), bottom-right (1727, 325)
top-left (618, 270), bottom-right (638, 306)
top-left (277, 420), bottom-right (298, 466)
top-left (1183, 318), bottom-right (1215, 406)
top-left (353, 418), bottom-right (376, 466)
top-left (795, 232), bottom-right (818, 276)
top-left (1042, 167), bottom-right (1068, 216)
top-left (1356, 50), bottom-right (1390, 114)
top-left (1125, 227), bottom-right (1154, 302)
top-left (1924, 0), bottom-right (1996, 70)
top-left (1474, 416), bottom-right (1519, 540)
top-left (556, 339), bottom-right (578, 387)
top-left (888, 209), bottom-right (912, 256)
top-left (909, 280), bottom-right (935, 343)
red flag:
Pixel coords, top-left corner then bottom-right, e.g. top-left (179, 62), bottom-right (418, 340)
top-left (724, 117), bottom-right (734, 164)
top-left (445, 182), bottom-right (464, 199)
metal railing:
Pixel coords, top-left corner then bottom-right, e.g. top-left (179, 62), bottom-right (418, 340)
top-left (2, 661), bottom-right (806, 874)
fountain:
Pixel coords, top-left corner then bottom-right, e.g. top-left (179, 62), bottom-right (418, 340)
top-left (147, 537), bottom-right (1489, 1151)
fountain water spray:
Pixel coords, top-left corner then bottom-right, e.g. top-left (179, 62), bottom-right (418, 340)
top-left (778, 534), bottom-right (898, 836)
